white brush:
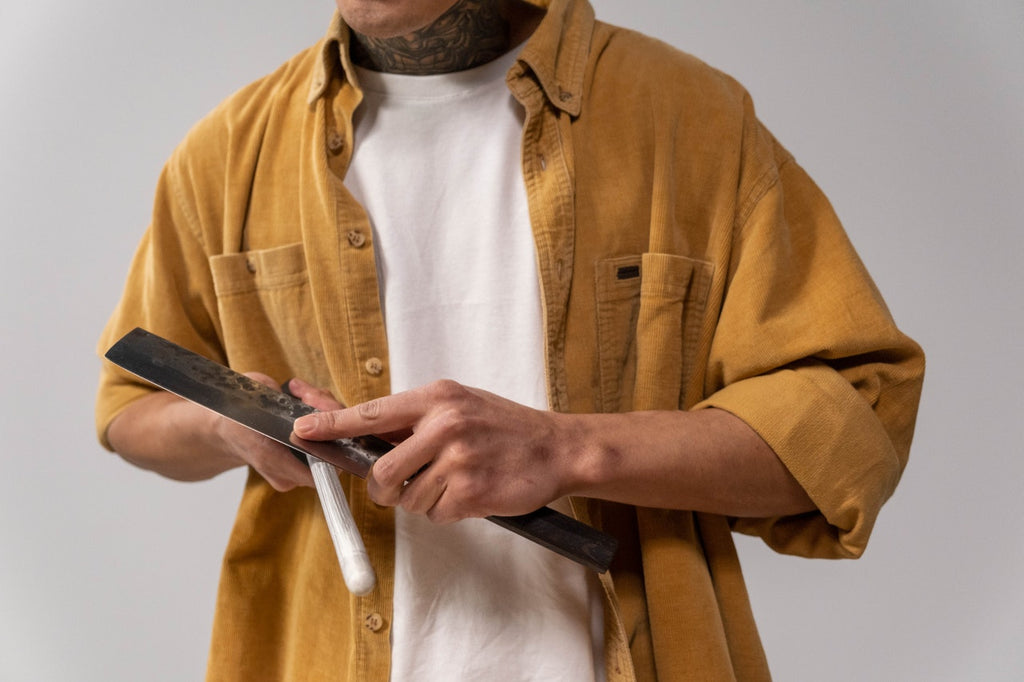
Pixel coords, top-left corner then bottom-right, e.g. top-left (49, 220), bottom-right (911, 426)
top-left (307, 454), bottom-right (376, 596)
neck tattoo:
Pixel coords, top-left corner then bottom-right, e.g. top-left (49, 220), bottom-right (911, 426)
top-left (350, 0), bottom-right (511, 75)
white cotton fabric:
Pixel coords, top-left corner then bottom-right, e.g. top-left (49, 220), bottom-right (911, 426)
top-left (345, 48), bottom-right (604, 682)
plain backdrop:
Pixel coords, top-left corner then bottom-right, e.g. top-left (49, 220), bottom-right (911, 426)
top-left (1, 1), bottom-right (1021, 680)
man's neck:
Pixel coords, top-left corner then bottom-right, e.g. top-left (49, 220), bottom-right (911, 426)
top-left (349, 0), bottom-right (534, 75)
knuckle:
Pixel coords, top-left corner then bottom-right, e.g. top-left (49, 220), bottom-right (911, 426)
top-left (436, 407), bottom-right (469, 440)
top-left (444, 440), bottom-right (476, 470)
top-left (358, 398), bottom-right (384, 420)
top-left (372, 486), bottom-right (398, 508)
top-left (426, 505), bottom-right (458, 525)
top-left (459, 480), bottom-right (487, 509)
top-left (251, 450), bottom-right (298, 493)
top-left (430, 379), bottom-right (466, 402)
top-left (263, 472), bottom-right (294, 493)
top-left (315, 409), bottom-right (345, 432)
top-left (365, 478), bottom-right (383, 505)
top-left (399, 488), bottom-right (426, 515)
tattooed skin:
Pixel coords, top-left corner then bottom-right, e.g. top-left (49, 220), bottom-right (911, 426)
top-left (350, 0), bottom-right (511, 75)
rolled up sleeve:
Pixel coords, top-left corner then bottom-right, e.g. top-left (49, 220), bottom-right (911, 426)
top-left (697, 151), bottom-right (925, 558)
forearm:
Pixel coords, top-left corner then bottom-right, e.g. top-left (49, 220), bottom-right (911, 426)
top-left (561, 407), bottom-right (815, 518)
top-left (106, 391), bottom-right (240, 481)
top-left (293, 382), bottom-right (816, 521)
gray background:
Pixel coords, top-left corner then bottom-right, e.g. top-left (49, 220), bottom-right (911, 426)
top-left (1, 1), bottom-right (1021, 680)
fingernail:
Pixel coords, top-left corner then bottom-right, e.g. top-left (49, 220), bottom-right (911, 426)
top-left (294, 414), bottom-right (315, 436)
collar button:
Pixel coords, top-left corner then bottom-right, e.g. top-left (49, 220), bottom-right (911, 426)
top-left (327, 130), bottom-right (345, 154)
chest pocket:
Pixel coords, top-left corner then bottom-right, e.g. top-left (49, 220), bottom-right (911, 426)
top-left (209, 242), bottom-right (332, 388)
top-left (634, 253), bottom-right (713, 410)
top-left (595, 256), bottom-right (643, 413)
top-left (595, 252), bottom-right (713, 413)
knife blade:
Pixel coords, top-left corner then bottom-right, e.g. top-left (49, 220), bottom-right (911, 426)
top-left (104, 327), bottom-right (618, 573)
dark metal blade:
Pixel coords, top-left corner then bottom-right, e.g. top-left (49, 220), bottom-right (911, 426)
top-left (104, 327), bottom-right (388, 478)
top-left (104, 327), bottom-right (618, 572)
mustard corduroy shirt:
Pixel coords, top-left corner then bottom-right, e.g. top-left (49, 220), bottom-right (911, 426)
top-left (96, 1), bottom-right (925, 679)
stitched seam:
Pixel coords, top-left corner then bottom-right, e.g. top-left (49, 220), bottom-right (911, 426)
top-left (167, 155), bottom-right (209, 255)
top-left (735, 163), bottom-right (779, 234)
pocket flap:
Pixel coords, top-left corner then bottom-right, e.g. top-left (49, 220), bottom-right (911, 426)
top-left (210, 242), bottom-right (308, 297)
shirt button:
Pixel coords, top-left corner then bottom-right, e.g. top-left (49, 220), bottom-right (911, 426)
top-left (327, 130), bottom-right (345, 154)
top-left (364, 612), bottom-right (385, 632)
top-left (347, 229), bottom-right (367, 248)
top-left (364, 357), bottom-right (384, 376)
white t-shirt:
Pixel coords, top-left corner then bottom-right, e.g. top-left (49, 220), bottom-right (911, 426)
top-left (345, 48), bottom-right (604, 681)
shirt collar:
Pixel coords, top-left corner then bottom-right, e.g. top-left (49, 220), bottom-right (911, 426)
top-left (306, 0), bottom-right (595, 115)
top-left (515, 0), bottom-right (594, 116)
top-left (307, 11), bottom-right (349, 105)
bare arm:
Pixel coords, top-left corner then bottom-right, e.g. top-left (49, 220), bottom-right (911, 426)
top-left (106, 375), bottom-right (314, 491)
top-left (565, 408), bottom-right (814, 518)
top-left (290, 379), bottom-right (814, 523)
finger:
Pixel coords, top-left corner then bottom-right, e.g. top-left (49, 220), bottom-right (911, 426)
top-left (287, 377), bottom-right (344, 412)
top-left (231, 424), bottom-right (315, 491)
top-left (366, 445), bottom-right (432, 507)
top-left (256, 445), bottom-right (316, 491)
top-left (397, 467), bottom-right (450, 518)
top-left (366, 405), bottom-right (454, 497)
top-left (245, 371), bottom-right (281, 390)
top-left (293, 379), bottom-right (466, 441)
top-left (365, 408), bottom-right (460, 507)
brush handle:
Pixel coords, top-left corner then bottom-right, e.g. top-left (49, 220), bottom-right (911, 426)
top-left (307, 454), bottom-right (376, 595)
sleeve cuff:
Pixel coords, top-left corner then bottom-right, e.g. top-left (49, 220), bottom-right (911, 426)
top-left (695, 362), bottom-right (902, 558)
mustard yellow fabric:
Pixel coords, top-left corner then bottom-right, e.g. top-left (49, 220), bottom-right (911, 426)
top-left (96, 1), bottom-right (924, 679)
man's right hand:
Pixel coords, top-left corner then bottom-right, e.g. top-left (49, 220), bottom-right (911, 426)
top-left (106, 372), bottom-right (315, 491)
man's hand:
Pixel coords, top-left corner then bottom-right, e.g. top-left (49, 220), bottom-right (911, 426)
top-left (284, 377), bottom-right (344, 412)
top-left (292, 379), bottom-right (581, 523)
top-left (209, 372), bottom-right (316, 491)
top-left (291, 379), bottom-right (818, 522)
top-left (106, 372), bottom-right (333, 492)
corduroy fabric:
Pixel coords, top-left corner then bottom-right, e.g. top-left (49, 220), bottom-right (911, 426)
top-left (96, 1), bottom-right (924, 679)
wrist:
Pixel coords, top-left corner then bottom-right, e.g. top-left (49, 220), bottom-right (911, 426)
top-left (197, 404), bottom-right (248, 472)
top-left (549, 412), bottom-right (617, 500)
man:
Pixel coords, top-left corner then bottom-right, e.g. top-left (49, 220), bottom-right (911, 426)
top-left (96, 0), bottom-right (924, 679)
